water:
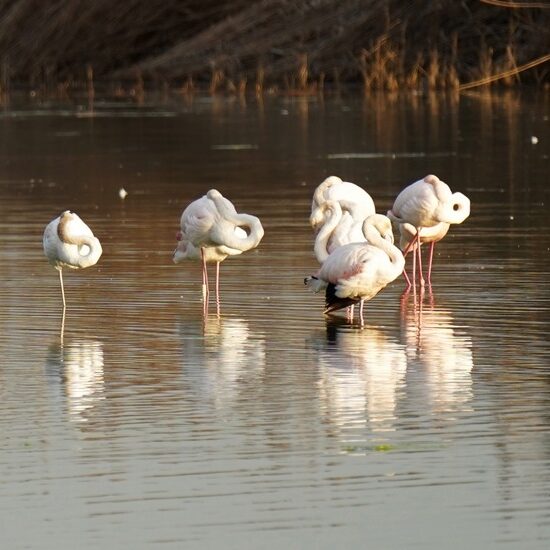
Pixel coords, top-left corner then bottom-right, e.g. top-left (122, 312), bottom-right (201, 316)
top-left (0, 90), bottom-right (549, 549)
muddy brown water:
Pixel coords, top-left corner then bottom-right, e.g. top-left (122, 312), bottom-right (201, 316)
top-left (0, 91), bottom-right (549, 548)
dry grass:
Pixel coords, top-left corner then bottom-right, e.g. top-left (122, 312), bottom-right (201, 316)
top-left (0, 0), bottom-right (547, 94)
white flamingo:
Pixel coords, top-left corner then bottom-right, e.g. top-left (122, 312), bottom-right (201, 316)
top-left (43, 211), bottom-right (103, 309)
top-left (310, 175), bottom-right (375, 233)
top-left (173, 189), bottom-right (264, 306)
top-left (305, 215), bottom-right (405, 324)
top-left (313, 203), bottom-right (394, 264)
top-left (387, 175), bottom-right (470, 287)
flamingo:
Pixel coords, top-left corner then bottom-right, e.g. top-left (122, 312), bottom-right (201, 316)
top-left (43, 210), bottom-right (103, 309)
top-left (310, 175), bottom-right (375, 233)
top-left (387, 175), bottom-right (470, 287)
top-left (398, 222), bottom-right (450, 285)
top-left (173, 189), bottom-right (264, 306)
top-left (305, 214), bottom-right (405, 324)
top-left (313, 203), bottom-right (394, 264)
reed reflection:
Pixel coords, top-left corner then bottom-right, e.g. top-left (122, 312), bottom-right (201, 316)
top-left (311, 319), bottom-right (407, 437)
top-left (45, 339), bottom-right (105, 423)
top-left (179, 315), bottom-right (265, 409)
top-left (401, 289), bottom-right (473, 412)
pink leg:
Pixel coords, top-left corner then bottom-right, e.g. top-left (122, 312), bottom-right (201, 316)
top-left (402, 263), bottom-right (412, 288)
top-left (401, 235), bottom-right (417, 256)
top-left (416, 239), bottom-right (425, 287)
top-left (427, 242), bottom-right (435, 285)
top-left (412, 241), bottom-right (417, 288)
top-left (359, 299), bottom-right (365, 325)
top-left (401, 232), bottom-right (420, 288)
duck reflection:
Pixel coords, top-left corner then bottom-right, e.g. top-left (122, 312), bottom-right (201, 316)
top-left (179, 315), bottom-right (265, 409)
top-left (312, 319), bottom-right (407, 435)
top-left (45, 339), bottom-right (105, 422)
top-left (401, 290), bottom-right (473, 412)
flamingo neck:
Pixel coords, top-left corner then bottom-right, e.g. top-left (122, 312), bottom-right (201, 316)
top-left (312, 176), bottom-right (342, 209)
top-left (207, 190), bottom-right (264, 252)
top-left (314, 201), bottom-right (342, 263)
top-left (427, 176), bottom-right (471, 225)
top-left (364, 222), bottom-right (404, 274)
top-left (57, 213), bottom-right (97, 257)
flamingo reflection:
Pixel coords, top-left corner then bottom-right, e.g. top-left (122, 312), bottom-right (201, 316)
top-left (311, 321), bottom-right (407, 436)
top-left (179, 315), bottom-right (265, 408)
top-left (45, 339), bottom-right (105, 422)
top-left (401, 290), bottom-right (473, 412)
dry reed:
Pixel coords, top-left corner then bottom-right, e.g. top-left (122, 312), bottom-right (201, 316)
top-left (0, 0), bottom-right (547, 94)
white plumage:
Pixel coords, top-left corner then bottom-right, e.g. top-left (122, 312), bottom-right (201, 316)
top-left (310, 175), bottom-right (376, 233)
top-left (387, 174), bottom-right (470, 229)
top-left (43, 210), bottom-right (102, 308)
top-left (305, 214), bottom-right (404, 323)
top-left (387, 174), bottom-right (470, 286)
top-left (313, 203), bottom-right (394, 264)
top-left (173, 189), bottom-right (264, 306)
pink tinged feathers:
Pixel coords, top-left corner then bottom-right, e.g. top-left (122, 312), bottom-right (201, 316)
top-left (387, 174), bottom-right (470, 287)
top-left (306, 215), bottom-right (405, 323)
top-left (173, 189), bottom-right (264, 310)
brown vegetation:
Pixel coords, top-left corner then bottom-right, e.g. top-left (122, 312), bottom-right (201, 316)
top-left (0, 0), bottom-right (548, 95)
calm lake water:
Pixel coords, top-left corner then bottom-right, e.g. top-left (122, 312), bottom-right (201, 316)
top-left (0, 90), bottom-right (549, 549)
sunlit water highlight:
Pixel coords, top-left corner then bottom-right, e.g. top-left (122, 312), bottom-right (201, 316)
top-left (0, 91), bottom-right (549, 548)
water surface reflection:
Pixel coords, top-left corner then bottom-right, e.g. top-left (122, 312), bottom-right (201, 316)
top-left (0, 91), bottom-right (548, 549)
top-left (45, 339), bottom-right (105, 423)
top-left (312, 321), bottom-right (406, 439)
top-left (179, 315), bottom-right (266, 410)
top-left (401, 290), bottom-right (474, 414)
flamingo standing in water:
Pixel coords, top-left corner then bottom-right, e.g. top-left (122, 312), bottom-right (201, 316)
top-left (387, 175), bottom-right (470, 287)
top-left (173, 189), bottom-right (264, 307)
top-left (43, 210), bottom-right (103, 308)
top-left (305, 214), bottom-right (404, 324)
top-left (310, 175), bottom-right (375, 233)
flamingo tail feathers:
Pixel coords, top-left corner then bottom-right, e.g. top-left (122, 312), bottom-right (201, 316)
top-left (323, 283), bottom-right (359, 314)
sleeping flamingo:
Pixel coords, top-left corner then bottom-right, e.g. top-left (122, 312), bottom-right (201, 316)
top-left (387, 175), bottom-right (470, 287)
top-left (43, 210), bottom-right (103, 308)
top-left (312, 202), bottom-right (394, 264)
top-left (305, 214), bottom-right (404, 324)
top-left (310, 175), bottom-right (375, 233)
top-left (173, 189), bottom-right (264, 307)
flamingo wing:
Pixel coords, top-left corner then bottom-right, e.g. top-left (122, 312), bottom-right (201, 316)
top-left (389, 179), bottom-right (440, 226)
top-left (319, 243), bottom-right (389, 299)
top-left (180, 196), bottom-right (219, 247)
